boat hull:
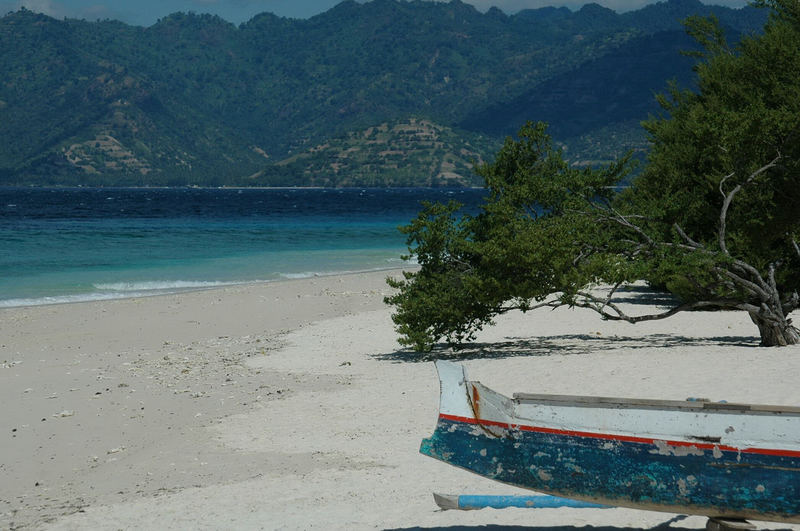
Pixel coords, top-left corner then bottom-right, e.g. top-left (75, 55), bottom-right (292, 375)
top-left (420, 361), bottom-right (800, 523)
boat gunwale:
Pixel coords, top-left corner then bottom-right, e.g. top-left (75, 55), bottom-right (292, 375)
top-left (511, 391), bottom-right (800, 415)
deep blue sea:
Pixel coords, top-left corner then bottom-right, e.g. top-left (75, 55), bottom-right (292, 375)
top-left (0, 187), bottom-right (485, 308)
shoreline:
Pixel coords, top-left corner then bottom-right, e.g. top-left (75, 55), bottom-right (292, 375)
top-left (0, 265), bottom-right (416, 310)
top-left (2, 270), bottom-right (798, 530)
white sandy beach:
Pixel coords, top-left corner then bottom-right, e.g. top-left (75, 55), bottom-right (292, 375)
top-left (2, 269), bottom-right (799, 530)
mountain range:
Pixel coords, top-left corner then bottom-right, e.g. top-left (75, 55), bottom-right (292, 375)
top-left (0, 0), bottom-right (767, 186)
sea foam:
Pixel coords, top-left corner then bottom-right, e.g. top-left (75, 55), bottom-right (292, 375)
top-left (93, 280), bottom-right (243, 292)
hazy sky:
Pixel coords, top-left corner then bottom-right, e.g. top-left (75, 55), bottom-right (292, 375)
top-left (2, 0), bottom-right (751, 26)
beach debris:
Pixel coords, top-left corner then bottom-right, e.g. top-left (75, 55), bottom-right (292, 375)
top-left (107, 446), bottom-right (126, 455)
top-left (54, 410), bottom-right (74, 418)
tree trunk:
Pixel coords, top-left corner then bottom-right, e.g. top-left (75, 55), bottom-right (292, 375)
top-left (749, 312), bottom-right (800, 346)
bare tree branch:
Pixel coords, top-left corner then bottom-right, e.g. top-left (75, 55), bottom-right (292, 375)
top-left (673, 223), bottom-right (703, 249)
top-left (570, 291), bottom-right (760, 323)
top-left (715, 267), bottom-right (770, 300)
top-left (604, 281), bottom-right (624, 309)
top-left (767, 263), bottom-right (788, 320)
top-left (496, 299), bottom-right (561, 314)
top-left (719, 154), bottom-right (781, 254)
top-left (584, 204), bottom-right (656, 246)
top-left (572, 245), bottom-right (596, 266)
top-left (718, 171), bottom-right (736, 199)
top-left (727, 258), bottom-right (771, 293)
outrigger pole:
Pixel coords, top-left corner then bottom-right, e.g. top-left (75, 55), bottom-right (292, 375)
top-left (432, 493), bottom-right (610, 511)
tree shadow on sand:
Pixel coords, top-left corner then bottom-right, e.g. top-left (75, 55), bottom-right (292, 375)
top-left (386, 526), bottom-right (795, 531)
top-left (602, 284), bottom-right (684, 308)
top-left (385, 514), bottom-right (796, 531)
top-left (385, 526), bottom-right (670, 531)
top-left (375, 333), bottom-right (758, 363)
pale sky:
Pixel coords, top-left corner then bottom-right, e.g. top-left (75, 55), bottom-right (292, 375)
top-left (1, 0), bottom-right (751, 26)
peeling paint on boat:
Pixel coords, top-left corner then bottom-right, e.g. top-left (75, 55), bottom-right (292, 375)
top-left (420, 361), bottom-right (800, 524)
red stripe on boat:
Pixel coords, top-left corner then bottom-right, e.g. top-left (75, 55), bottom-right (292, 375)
top-left (438, 413), bottom-right (800, 458)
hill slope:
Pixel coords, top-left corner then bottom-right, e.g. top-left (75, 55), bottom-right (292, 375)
top-left (0, 0), bottom-right (767, 186)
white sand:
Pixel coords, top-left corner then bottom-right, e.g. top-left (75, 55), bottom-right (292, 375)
top-left (1, 270), bottom-right (798, 530)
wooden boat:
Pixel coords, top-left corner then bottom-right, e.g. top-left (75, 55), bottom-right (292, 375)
top-left (420, 361), bottom-right (800, 524)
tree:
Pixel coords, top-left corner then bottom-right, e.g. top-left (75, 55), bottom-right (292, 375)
top-left (629, 0), bottom-right (800, 345)
top-left (386, 122), bottom-right (636, 351)
top-left (386, 2), bottom-right (800, 350)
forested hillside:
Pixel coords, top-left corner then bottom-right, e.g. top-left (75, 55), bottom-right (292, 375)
top-left (0, 0), bottom-right (766, 186)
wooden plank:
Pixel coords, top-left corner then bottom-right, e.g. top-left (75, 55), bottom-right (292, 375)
top-left (512, 392), bottom-right (800, 415)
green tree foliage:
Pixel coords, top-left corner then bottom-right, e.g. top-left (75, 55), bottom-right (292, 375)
top-left (386, 123), bottom-right (632, 350)
top-left (387, 1), bottom-right (800, 350)
top-left (627, 0), bottom-right (800, 344)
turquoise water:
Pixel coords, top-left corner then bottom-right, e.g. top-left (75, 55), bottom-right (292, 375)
top-left (0, 187), bottom-right (484, 307)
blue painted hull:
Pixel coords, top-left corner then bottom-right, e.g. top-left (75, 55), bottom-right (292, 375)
top-left (421, 416), bottom-right (800, 521)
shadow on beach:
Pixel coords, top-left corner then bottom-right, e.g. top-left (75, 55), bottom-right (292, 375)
top-left (608, 285), bottom-right (683, 307)
top-left (386, 516), bottom-right (796, 531)
top-left (386, 526), bottom-right (796, 531)
top-left (385, 527), bottom-right (682, 531)
top-left (375, 333), bottom-right (758, 363)
top-left (385, 527), bottom-right (668, 531)
top-left (384, 515), bottom-right (692, 530)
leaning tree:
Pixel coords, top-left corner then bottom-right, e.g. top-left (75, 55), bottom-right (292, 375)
top-left (386, 1), bottom-right (800, 351)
